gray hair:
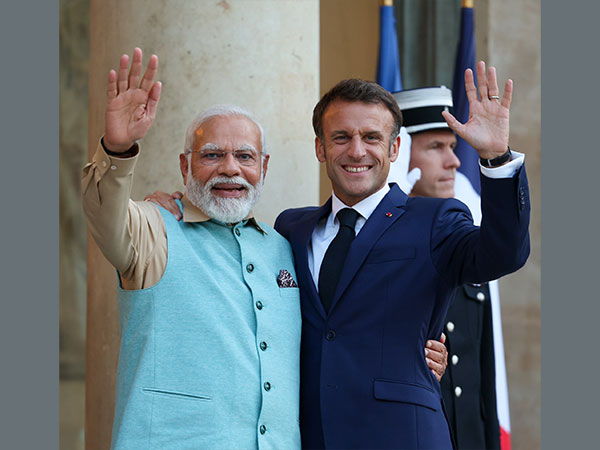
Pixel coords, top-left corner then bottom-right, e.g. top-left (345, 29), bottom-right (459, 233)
top-left (184, 104), bottom-right (267, 155)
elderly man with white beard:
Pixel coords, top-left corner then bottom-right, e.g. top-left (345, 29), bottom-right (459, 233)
top-left (82, 48), bottom-right (302, 450)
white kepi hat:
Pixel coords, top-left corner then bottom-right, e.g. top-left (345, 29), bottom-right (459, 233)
top-left (392, 86), bottom-right (453, 134)
top-left (387, 86), bottom-right (454, 195)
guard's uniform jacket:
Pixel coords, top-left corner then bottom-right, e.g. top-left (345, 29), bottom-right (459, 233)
top-left (441, 283), bottom-right (501, 450)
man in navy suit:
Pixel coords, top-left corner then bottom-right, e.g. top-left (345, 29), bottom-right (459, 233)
top-left (274, 62), bottom-right (530, 449)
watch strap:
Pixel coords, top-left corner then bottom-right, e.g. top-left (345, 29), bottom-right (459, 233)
top-left (480, 146), bottom-right (512, 168)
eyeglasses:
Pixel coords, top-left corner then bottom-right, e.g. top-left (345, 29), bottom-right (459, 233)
top-left (187, 148), bottom-right (262, 166)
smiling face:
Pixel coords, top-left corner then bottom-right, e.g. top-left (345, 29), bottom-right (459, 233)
top-left (408, 128), bottom-right (459, 199)
top-left (316, 100), bottom-right (400, 206)
top-left (179, 114), bottom-right (269, 222)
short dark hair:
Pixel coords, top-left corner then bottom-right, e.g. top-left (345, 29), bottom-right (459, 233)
top-left (312, 79), bottom-right (403, 142)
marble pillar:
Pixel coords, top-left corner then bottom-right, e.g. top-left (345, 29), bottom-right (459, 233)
top-left (86, 1), bottom-right (319, 448)
top-left (480, 1), bottom-right (542, 447)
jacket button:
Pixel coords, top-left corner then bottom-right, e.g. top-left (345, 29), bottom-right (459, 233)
top-left (259, 424), bottom-right (267, 434)
top-left (451, 354), bottom-right (459, 365)
top-left (260, 341), bottom-right (268, 351)
top-left (326, 330), bottom-right (336, 341)
top-left (264, 382), bottom-right (271, 391)
top-left (256, 301), bottom-right (263, 310)
top-left (446, 321), bottom-right (455, 332)
top-left (246, 263), bottom-right (254, 273)
top-left (235, 228), bottom-right (241, 236)
top-left (476, 292), bottom-right (485, 301)
top-left (454, 386), bottom-right (463, 397)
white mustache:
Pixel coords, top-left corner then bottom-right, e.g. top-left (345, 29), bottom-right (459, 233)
top-left (205, 176), bottom-right (252, 190)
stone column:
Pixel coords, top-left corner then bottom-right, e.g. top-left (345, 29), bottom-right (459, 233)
top-left (86, 1), bottom-right (319, 448)
top-left (477, 1), bottom-right (542, 448)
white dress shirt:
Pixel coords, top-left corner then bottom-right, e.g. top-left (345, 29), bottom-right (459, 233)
top-left (309, 184), bottom-right (389, 288)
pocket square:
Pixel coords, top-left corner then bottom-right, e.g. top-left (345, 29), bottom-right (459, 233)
top-left (277, 269), bottom-right (298, 288)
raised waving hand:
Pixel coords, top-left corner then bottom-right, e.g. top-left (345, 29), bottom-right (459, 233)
top-left (104, 48), bottom-right (162, 152)
top-left (442, 61), bottom-right (512, 159)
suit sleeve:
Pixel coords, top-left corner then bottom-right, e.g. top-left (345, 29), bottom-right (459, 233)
top-left (431, 165), bottom-right (530, 285)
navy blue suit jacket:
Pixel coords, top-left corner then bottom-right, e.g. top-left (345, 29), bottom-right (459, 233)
top-left (274, 166), bottom-right (530, 450)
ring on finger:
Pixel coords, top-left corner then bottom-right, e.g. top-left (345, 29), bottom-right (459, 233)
top-left (488, 95), bottom-right (500, 100)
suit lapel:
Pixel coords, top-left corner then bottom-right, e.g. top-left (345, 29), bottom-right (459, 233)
top-left (330, 184), bottom-right (408, 313)
top-left (291, 200), bottom-right (332, 318)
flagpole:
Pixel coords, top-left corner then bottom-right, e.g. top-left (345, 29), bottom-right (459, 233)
top-left (381, 0), bottom-right (393, 6)
top-left (462, 0), bottom-right (473, 7)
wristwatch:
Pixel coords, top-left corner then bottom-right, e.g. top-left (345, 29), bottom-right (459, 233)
top-left (480, 147), bottom-right (512, 168)
top-left (101, 137), bottom-right (139, 158)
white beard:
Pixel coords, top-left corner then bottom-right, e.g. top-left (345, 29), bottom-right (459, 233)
top-left (186, 173), bottom-right (263, 224)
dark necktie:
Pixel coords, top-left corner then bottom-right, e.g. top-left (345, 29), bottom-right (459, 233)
top-left (318, 208), bottom-right (360, 313)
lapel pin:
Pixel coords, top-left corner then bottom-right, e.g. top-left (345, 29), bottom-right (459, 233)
top-left (386, 212), bottom-right (393, 217)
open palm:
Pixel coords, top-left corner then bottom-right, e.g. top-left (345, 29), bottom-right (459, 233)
top-left (104, 48), bottom-right (162, 152)
top-left (442, 61), bottom-right (512, 159)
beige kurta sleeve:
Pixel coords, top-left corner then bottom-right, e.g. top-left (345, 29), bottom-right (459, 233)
top-left (81, 141), bottom-right (167, 290)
